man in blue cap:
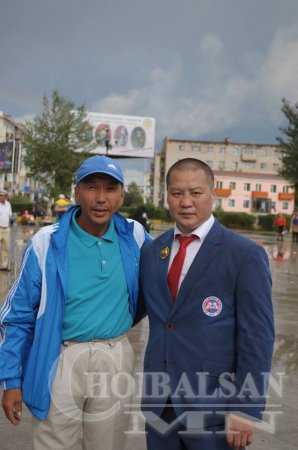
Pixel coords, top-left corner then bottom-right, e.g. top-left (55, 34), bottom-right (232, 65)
top-left (0, 155), bottom-right (151, 450)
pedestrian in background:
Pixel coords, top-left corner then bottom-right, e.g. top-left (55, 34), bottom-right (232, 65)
top-left (130, 206), bottom-right (151, 233)
top-left (138, 158), bottom-right (274, 450)
top-left (0, 189), bottom-right (12, 271)
top-left (0, 155), bottom-right (151, 450)
top-left (290, 211), bottom-right (298, 243)
top-left (54, 193), bottom-right (71, 221)
top-left (32, 198), bottom-right (45, 220)
top-left (274, 213), bottom-right (287, 241)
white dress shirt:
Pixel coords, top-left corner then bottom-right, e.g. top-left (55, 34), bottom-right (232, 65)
top-left (0, 201), bottom-right (12, 228)
top-left (168, 215), bottom-right (215, 292)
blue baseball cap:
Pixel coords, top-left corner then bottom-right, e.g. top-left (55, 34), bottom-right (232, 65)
top-left (76, 155), bottom-right (124, 185)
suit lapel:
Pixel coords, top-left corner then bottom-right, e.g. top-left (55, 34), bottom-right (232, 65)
top-left (169, 221), bottom-right (223, 317)
top-left (154, 229), bottom-right (176, 309)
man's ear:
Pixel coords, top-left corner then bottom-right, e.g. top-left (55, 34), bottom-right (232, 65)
top-left (74, 186), bottom-right (80, 204)
top-left (119, 188), bottom-right (125, 207)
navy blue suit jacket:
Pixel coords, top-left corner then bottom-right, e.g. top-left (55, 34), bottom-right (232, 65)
top-left (139, 219), bottom-right (274, 426)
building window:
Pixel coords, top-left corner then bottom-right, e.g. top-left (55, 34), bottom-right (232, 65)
top-left (274, 150), bottom-right (280, 157)
top-left (273, 163), bottom-right (279, 171)
top-left (208, 146), bottom-right (213, 153)
top-left (178, 145), bottom-right (185, 152)
top-left (243, 200), bottom-right (250, 208)
top-left (244, 162), bottom-right (255, 169)
top-left (232, 148), bottom-right (240, 156)
top-left (215, 198), bottom-right (222, 209)
top-left (260, 163), bottom-right (267, 169)
top-left (216, 181), bottom-right (223, 189)
top-left (282, 186), bottom-right (290, 193)
top-left (219, 147), bottom-right (226, 154)
top-left (282, 202), bottom-right (289, 210)
top-left (259, 149), bottom-right (267, 156)
top-left (229, 182), bottom-right (236, 190)
top-left (271, 201), bottom-right (276, 212)
top-left (191, 145), bottom-right (201, 153)
top-left (255, 184), bottom-right (262, 191)
top-left (219, 161), bottom-right (225, 169)
top-left (244, 183), bottom-right (251, 191)
top-left (243, 147), bottom-right (257, 155)
top-left (232, 161), bottom-right (238, 170)
top-left (207, 160), bottom-right (213, 168)
top-left (228, 199), bottom-right (235, 207)
top-left (270, 185), bottom-right (277, 193)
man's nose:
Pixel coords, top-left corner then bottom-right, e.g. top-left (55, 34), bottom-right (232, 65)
top-left (94, 189), bottom-right (106, 201)
top-left (180, 193), bottom-right (192, 206)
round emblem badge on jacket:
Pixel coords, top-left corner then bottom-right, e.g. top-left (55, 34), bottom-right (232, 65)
top-left (202, 296), bottom-right (222, 317)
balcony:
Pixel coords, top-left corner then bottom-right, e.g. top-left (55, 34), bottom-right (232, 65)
top-left (251, 191), bottom-right (268, 199)
top-left (215, 188), bottom-right (231, 198)
top-left (241, 148), bottom-right (258, 162)
top-left (278, 192), bottom-right (295, 201)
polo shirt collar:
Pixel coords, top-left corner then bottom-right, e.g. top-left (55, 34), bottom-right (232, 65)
top-left (71, 208), bottom-right (115, 247)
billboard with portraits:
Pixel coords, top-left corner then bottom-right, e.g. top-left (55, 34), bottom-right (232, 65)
top-left (86, 112), bottom-right (155, 158)
top-left (0, 142), bottom-right (13, 173)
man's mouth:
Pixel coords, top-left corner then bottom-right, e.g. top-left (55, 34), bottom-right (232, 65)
top-left (179, 212), bottom-right (194, 218)
top-left (92, 208), bottom-right (108, 216)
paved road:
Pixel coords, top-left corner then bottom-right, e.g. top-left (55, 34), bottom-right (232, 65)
top-left (0, 225), bottom-right (297, 449)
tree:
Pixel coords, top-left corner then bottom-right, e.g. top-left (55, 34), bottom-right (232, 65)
top-left (124, 182), bottom-right (144, 207)
top-left (277, 98), bottom-right (298, 206)
top-left (23, 89), bottom-right (92, 197)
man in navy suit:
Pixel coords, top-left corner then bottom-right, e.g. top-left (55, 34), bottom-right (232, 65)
top-left (139, 158), bottom-right (274, 449)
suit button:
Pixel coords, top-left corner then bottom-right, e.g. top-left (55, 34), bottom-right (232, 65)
top-left (166, 322), bottom-right (175, 330)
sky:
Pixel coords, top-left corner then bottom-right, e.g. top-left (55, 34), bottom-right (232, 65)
top-left (1, 0), bottom-right (298, 186)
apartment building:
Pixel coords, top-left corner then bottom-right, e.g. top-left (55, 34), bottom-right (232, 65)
top-left (152, 137), bottom-right (295, 213)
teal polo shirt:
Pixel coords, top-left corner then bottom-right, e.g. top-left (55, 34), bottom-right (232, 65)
top-left (61, 210), bottom-right (132, 341)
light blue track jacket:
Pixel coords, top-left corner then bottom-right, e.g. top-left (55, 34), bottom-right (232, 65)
top-left (0, 206), bottom-right (151, 420)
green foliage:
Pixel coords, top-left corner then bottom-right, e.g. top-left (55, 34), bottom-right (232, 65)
top-left (120, 203), bottom-right (172, 222)
top-left (23, 89), bottom-right (92, 198)
top-left (257, 214), bottom-right (276, 231)
top-left (277, 97), bottom-right (298, 205)
top-left (123, 182), bottom-right (144, 207)
top-left (256, 214), bottom-right (293, 231)
top-left (10, 196), bottom-right (33, 215)
top-left (214, 211), bottom-right (255, 230)
top-left (142, 202), bottom-right (172, 222)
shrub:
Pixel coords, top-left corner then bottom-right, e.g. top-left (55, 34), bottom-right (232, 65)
top-left (213, 211), bottom-right (255, 230)
top-left (10, 196), bottom-right (34, 215)
top-left (257, 214), bottom-right (276, 231)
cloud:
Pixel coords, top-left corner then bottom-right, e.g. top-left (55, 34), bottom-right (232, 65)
top-left (13, 113), bottom-right (36, 124)
top-left (83, 26), bottom-right (298, 143)
top-left (257, 27), bottom-right (298, 116)
top-left (199, 34), bottom-right (223, 58)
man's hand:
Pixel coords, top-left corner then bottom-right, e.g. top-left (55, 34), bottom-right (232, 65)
top-left (2, 388), bottom-right (23, 426)
top-left (226, 412), bottom-right (254, 449)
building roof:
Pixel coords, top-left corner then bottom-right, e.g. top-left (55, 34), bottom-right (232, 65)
top-left (164, 137), bottom-right (279, 148)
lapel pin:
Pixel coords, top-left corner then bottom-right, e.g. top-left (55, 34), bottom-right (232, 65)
top-left (160, 246), bottom-right (170, 259)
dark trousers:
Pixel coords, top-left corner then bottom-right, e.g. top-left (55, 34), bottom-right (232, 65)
top-left (145, 400), bottom-right (239, 450)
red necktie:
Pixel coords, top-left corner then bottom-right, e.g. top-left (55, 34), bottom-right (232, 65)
top-left (167, 235), bottom-right (198, 300)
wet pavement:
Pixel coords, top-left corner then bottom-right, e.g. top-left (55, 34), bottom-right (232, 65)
top-left (0, 224), bottom-right (297, 449)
